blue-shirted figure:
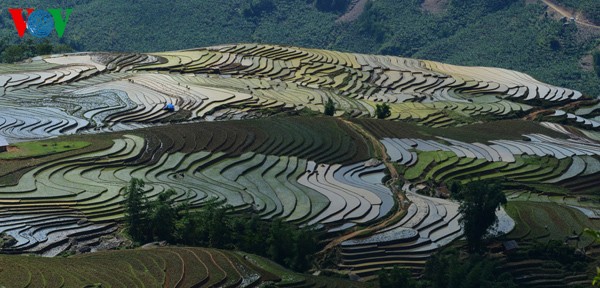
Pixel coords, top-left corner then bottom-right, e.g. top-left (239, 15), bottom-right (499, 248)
top-left (164, 103), bottom-right (175, 112)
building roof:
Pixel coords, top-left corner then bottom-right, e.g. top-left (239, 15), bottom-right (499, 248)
top-left (0, 136), bottom-right (8, 147)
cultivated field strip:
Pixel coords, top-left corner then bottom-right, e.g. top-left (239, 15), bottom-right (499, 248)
top-left (0, 134), bottom-right (390, 254)
top-left (338, 184), bottom-right (513, 276)
top-left (379, 132), bottom-right (600, 195)
top-left (551, 109), bottom-right (600, 129)
top-left (383, 135), bottom-right (600, 163)
top-left (1, 44), bottom-right (599, 280)
top-left (0, 44), bottom-right (588, 140)
top-left (0, 246), bottom-right (367, 288)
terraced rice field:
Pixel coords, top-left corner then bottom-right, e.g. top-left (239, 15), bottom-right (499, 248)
top-left (0, 44), bottom-right (591, 142)
top-left (0, 117), bottom-right (381, 254)
top-left (0, 247), bottom-right (371, 288)
top-left (0, 44), bottom-right (599, 282)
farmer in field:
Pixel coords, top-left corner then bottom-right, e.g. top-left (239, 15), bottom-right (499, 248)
top-left (164, 103), bottom-right (175, 112)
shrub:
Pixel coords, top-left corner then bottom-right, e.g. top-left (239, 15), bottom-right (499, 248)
top-left (324, 98), bottom-right (335, 116)
top-left (313, 0), bottom-right (352, 13)
top-left (453, 180), bottom-right (507, 252)
top-left (375, 103), bottom-right (391, 119)
top-left (379, 266), bottom-right (417, 288)
top-left (242, 0), bottom-right (276, 18)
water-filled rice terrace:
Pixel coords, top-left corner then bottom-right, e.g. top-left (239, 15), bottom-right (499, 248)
top-left (0, 43), bottom-right (599, 286)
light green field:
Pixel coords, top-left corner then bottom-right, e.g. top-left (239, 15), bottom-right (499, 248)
top-left (0, 141), bottom-right (91, 160)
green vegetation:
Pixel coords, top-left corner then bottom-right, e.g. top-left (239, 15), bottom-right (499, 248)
top-left (501, 239), bottom-right (591, 286)
top-left (123, 179), bottom-right (319, 272)
top-left (0, 140), bottom-right (90, 159)
top-left (506, 201), bottom-right (600, 244)
top-left (324, 98), bottom-right (336, 116)
top-left (424, 249), bottom-right (517, 288)
top-left (555, 0), bottom-right (600, 23)
top-left (143, 117), bottom-right (371, 165)
top-left (377, 249), bottom-right (517, 288)
top-left (585, 228), bottom-right (600, 286)
top-left (357, 119), bottom-right (568, 143)
top-left (0, 0), bottom-right (596, 96)
top-left (405, 151), bottom-right (437, 180)
top-left (378, 267), bottom-right (417, 288)
top-left (312, 0), bottom-right (352, 13)
top-left (0, 38), bottom-right (72, 63)
top-left (123, 178), bottom-right (150, 241)
top-left (594, 50), bottom-right (600, 78)
top-left (517, 240), bottom-right (588, 272)
top-left (0, 247), bottom-right (369, 287)
top-left (242, 0), bottom-right (276, 18)
top-left (375, 103), bottom-right (391, 119)
top-left (0, 135), bottom-right (114, 186)
top-left (452, 180), bottom-right (507, 252)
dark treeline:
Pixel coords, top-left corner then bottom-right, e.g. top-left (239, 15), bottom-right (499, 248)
top-left (594, 50), bottom-right (600, 78)
top-left (123, 178), bottom-right (319, 272)
top-left (0, 38), bottom-right (72, 63)
top-left (379, 249), bottom-right (517, 288)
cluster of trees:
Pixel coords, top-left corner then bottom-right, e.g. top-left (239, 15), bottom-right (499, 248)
top-left (347, 0), bottom-right (600, 97)
top-left (451, 180), bottom-right (507, 252)
top-left (585, 229), bottom-right (600, 286)
top-left (516, 240), bottom-right (587, 272)
top-left (242, 0), bottom-right (276, 18)
top-left (312, 0), bottom-right (352, 13)
top-left (0, 38), bottom-right (72, 63)
top-left (379, 250), bottom-right (517, 288)
top-left (375, 103), bottom-right (391, 119)
top-left (379, 179), bottom-right (514, 287)
top-left (324, 98), bottom-right (335, 116)
top-left (123, 178), bottom-right (319, 271)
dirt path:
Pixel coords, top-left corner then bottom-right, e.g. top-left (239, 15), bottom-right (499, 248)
top-left (542, 0), bottom-right (600, 29)
top-left (522, 100), bottom-right (595, 121)
top-left (317, 119), bottom-right (407, 253)
top-left (337, 0), bottom-right (370, 23)
top-left (341, 119), bottom-right (399, 179)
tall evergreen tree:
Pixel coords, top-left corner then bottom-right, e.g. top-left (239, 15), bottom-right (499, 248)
top-left (123, 178), bottom-right (149, 242)
top-left (324, 98), bottom-right (336, 116)
top-left (454, 180), bottom-right (507, 252)
top-left (375, 103), bottom-right (391, 119)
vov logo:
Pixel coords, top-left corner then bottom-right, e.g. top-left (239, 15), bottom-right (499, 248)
top-left (8, 8), bottom-right (72, 38)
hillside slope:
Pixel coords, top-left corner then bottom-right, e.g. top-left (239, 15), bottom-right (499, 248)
top-left (0, 0), bottom-right (598, 97)
top-left (0, 247), bottom-right (372, 287)
top-left (0, 46), bottom-right (599, 284)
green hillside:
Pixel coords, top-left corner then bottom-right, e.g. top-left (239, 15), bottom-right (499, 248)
top-left (0, 0), bottom-right (599, 96)
top-left (0, 43), bottom-right (599, 286)
top-left (0, 247), bottom-right (372, 287)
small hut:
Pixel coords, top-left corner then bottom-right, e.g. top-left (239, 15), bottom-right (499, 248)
top-left (0, 136), bottom-right (8, 152)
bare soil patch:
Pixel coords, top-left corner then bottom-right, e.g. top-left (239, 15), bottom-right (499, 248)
top-left (421, 0), bottom-right (448, 15)
top-left (6, 146), bottom-right (20, 153)
top-left (337, 0), bottom-right (370, 23)
top-left (542, 0), bottom-right (600, 29)
top-left (580, 54), bottom-right (594, 72)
